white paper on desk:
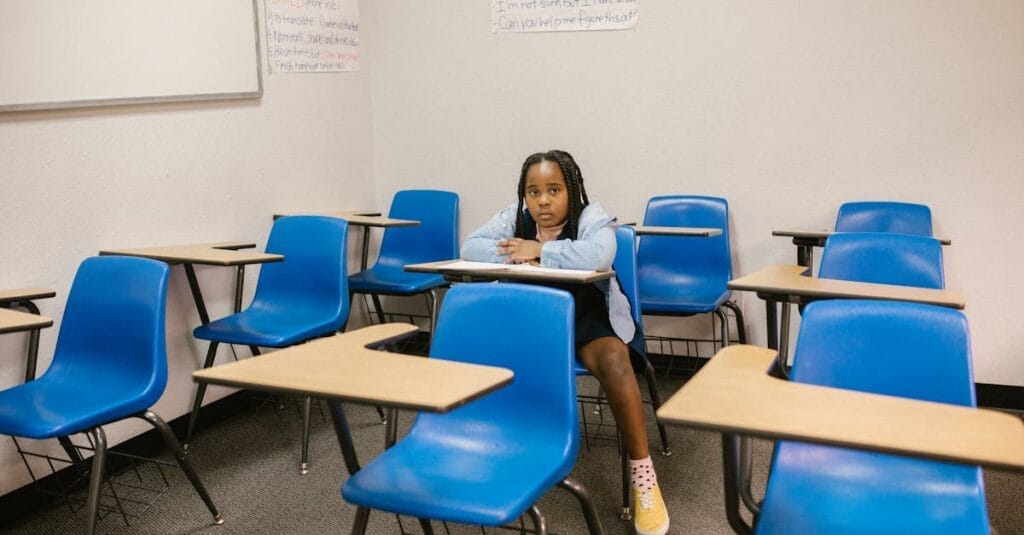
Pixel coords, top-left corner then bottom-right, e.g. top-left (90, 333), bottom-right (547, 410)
top-left (443, 261), bottom-right (599, 277)
top-left (507, 264), bottom-right (599, 276)
top-left (442, 261), bottom-right (511, 271)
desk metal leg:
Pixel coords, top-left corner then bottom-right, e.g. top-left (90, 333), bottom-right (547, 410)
top-left (796, 245), bottom-right (814, 272)
top-left (360, 227), bottom-right (371, 271)
top-left (328, 401), bottom-right (375, 535)
top-left (183, 264), bottom-right (210, 325)
top-left (778, 302), bottom-right (792, 372)
top-left (9, 301), bottom-right (83, 463)
top-left (327, 400), bottom-right (361, 475)
top-left (24, 328), bottom-right (40, 384)
top-left (721, 434), bottom-right (754, 535)
top-left (233, 266), bottom-right (245, 314)
top-left (9, 301), bottom-right (43, 382)
top-left (764, 299), bottom-right (778, 350)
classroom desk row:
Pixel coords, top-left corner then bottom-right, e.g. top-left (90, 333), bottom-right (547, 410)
top-left (773, 228), bottom-right (952, 271)
top-left (2, 211), bottom-right (1004, 534)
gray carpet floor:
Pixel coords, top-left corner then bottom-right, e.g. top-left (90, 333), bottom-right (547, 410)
top-left (4, 375), bottom-right (1024, 534)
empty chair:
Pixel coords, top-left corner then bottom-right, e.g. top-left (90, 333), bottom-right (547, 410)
top-left (186, 215), bottom-right (350, 474)
top-left (637, 195), bottom-right (746, 352)
top-left (834, 201), bottom-right (933, 237)
top-left (0, 256), bottom-right (221, 534)
top-left (818, 232), bottom-right (944, 289)
top-left (577, 225), bottom-right (670, 518)
top-left (348, 189), bottom-right (459, 336)
top-left (755, 299), bottom-right (988, 534)
top-left (342, 283), bottom-right (603, 534)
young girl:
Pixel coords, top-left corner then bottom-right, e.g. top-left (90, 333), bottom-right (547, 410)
top-left (462, 150), bottom-right (669, 535)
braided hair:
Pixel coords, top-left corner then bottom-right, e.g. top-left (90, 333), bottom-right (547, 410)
top-left (514, 150), bottom-right (590, 240)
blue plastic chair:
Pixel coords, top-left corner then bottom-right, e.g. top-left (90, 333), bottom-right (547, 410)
top-left (186, 216), bottom-right (350, 473)
top-left (819, 232), bottom-right (945, 289)
top-left (576, 225), bottom-right (670, 518)
top-left (835, 201), bottom-right (934, 237)
top-left (348, 190), bottom-right (459, 337)
top-left (637, 195), bottom-right (746, 350)
top-left (755, 299), bottom-right (988, 534)
top-left (0, 257), bottom-right (221, 535)
top-left (341, 283), bottom-right (603, 534)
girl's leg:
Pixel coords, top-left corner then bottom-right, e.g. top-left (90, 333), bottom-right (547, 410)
top-left (579, 336), bottom-right (670, 535)
top-left (577, 336), bottom-right (648, 458)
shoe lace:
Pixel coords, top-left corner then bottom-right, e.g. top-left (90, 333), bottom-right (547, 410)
top-left (637, 489), bottom-right (655, 511)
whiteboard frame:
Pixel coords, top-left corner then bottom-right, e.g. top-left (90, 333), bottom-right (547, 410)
top-left (0, 0), bottom-right (263, 113)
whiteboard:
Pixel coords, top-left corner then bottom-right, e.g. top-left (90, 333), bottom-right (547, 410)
top-left (0, 0), bottom-right (263, 112)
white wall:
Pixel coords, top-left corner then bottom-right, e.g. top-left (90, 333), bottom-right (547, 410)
top-left (2, 0), bottom-right (1022, 500)
top-left (364, 1), bottom-right (1024, 383)
top-left (0, 3), bottom-right (376, 496)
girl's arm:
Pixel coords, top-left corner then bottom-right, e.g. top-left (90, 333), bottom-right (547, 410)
top-left (461, 204), bottom-right (517, 263)
top-left (539, 204), bottom-right (617, 271)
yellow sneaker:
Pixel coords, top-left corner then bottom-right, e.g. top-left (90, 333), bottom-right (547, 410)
top-left (633, 483), bottom-right (670, 535)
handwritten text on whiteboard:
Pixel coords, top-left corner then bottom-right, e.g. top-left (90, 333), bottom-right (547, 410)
top-left (265, 0), bottom-right (359, 73)
top-left (492, 0), bottom-right (639, 33)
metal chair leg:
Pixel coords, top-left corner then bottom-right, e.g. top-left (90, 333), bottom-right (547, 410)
top-left (642, 360), bottom-right (671, 456)
top-left (301, 396), bottom-right (312, 474)
top-left (184, 341), bottom-right (220, 449)
top-left (558, 476), bottom-right (605, 535)
top-left (84, 427), bottom-right (107, 535)
top-left (722, 300), bottom-right (747, 344)
top-left (714, 309), bottom-right (728, 351)
top-left (384, 408), bottom-right (399, 448)
top-left (418, 517), bottom-right (435, 535)
top-left (527, 505), bottom-right (548, 535)
top-left (370, 294), bottom-right (386, 324)
top-left (351, 506), bottom-right (371, 535)
top-left (137, 411), bottom-right (223, 524)
top-left (427, 287), bottom-right (440, 344)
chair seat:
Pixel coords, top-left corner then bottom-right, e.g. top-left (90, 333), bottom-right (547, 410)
top-left (757, 442), bottom-right (989, 535)
top-left (342, 427), bottom-right (571, 526)
top-left (0, 374), bottom-right (154, 439)
top-left (638, 287), bottom-right (730, 314)
top-left (193, 305), bottom-right (341, 347)
top-left (349, 266), bottom-right (447, 295)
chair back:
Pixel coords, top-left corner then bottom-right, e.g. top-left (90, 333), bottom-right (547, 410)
top-left (377, 190), bottom-right (459, 268)
top-left (637, 195), bottom-right (733, 304)
top-left (818, 232), bottom-right (944, 289)
top-left (419, 283), bottom-right (578, 479)
top-left (252, 216), bottom-right (350, 326)
top-left (792, 300), bottom-right (974, 406)
top-left (834, 201), bottom-right (933, 237)
top-left (613, 225), bottom-right (643, 326)
top-left (45, 256), bottom-right (170, 412)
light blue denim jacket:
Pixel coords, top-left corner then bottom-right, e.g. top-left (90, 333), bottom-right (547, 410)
top-left (461, 202), bottom-right (636, 344)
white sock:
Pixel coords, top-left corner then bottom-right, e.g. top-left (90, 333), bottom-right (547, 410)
top-left (629, 456), bottom-right (658, 491)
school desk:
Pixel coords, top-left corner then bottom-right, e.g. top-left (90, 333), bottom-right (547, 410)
top-left (0, 288), bottom-right (56, 382)
top-left (192, 323), bottom-right (514, 527)
top-left (656, 344), bottom-right (1024, 533)
top-left (404, 259), bottom-right (615, 284)
top-left (728, 264), bottom-right (964, 359)
top-left (99, 242), bottom-right (282, 325)
top-left (273, 211), bottom-right (420, 271)
top-left (772, 229), bottom-right (952, 271)
top-left (0, 289), bottom-right (85, 462)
